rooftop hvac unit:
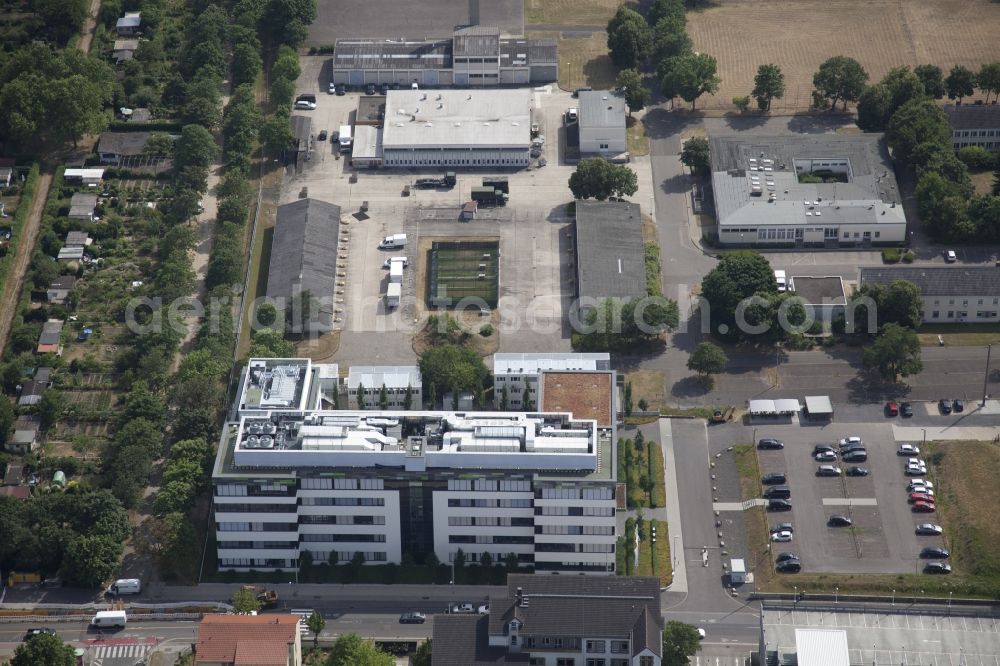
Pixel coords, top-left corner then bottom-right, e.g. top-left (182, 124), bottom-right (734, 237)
top-left (479, 263), bottom-right (486, 269)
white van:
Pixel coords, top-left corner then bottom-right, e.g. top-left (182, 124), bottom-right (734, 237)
top-left (110, 578), bottom-right (141, 595)
top-left (91, 610), bottom-right (127, 628)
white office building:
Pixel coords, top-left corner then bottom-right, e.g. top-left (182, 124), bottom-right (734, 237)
top-left (578, 90), bottom-right (627, 157)
top-left (944, 104), bottom-right (1000, 152)
top-left (493, 353), bottom-right (611, 410)
top-left (213, 359), bottom-right (618, 574)
top-left (345, 365), bottom-right (421, 409)
top-left (381, 89), bottom-right (532, 168)
top-left (860, 266), bottom-right (1000, 324)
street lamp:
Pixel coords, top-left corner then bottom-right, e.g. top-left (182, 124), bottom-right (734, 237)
top-left (891, 588), bottom-right (895, 606)
top-left (450, 557), bottom-right (455, 585)
top-left (835, 586), bottom-right (839, 604)
top-left (982, 344), bottom-right (992, 407)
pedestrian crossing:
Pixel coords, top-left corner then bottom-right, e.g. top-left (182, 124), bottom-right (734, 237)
top-left (92, 643), bottom-right (149, 659)
top-left (693, 656), bottom-right (746, 666)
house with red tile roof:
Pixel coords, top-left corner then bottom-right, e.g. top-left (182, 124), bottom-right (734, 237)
top-left (195, 614), bottom-right (301, 666)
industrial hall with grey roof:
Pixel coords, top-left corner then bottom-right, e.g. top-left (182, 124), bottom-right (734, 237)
top-left (710, 133), bottom-right (906, 248)
top-left (574, 201), bottom-right (647, 304)
top-left (266, 199), bottom-right (341, 332)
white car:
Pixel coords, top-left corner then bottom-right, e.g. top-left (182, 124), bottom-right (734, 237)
top-left (839, 436), bottom-right (863, 448)
top-left (897, 443), bottom-right (920, 455)
top-left (294, 100), bottom-right (317, 110)
top-left (905, 464), bottom-right (927, 476)
top-left (945, 250), bottom-right (957, 263)
top-left (908, 480), bottom-right (934, 490)
top-left (771, 530), bottom-right (794, 542)
top-left (907, 457), bottom-right (927, 467)
top-left (697, 627), bottom-right (706, 639)
top-left (478, 604), bottom-right (490, 615)
top-left (815, 451), bottom-right (837, 462)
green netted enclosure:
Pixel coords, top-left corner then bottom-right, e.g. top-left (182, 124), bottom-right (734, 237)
top-left (427, 240), bottom-right (499, 306)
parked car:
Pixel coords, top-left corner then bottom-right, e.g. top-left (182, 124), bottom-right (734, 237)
top-left (399, 612), bottom-right (426, 624)
top-left (762, 472), bottom-right (787, 485)
top-left (924, 562), bottom-right (951, 574)
top-left (23, 628), bottom-right (56, 641)
top-left (885, 401), bottom-right (899, 416)
top-left (828, 515), bottom-right (853, 527)
top-left (915, 523), bottom-right (943, 536)
top-left (758, 438), bottom-right (784, 450)
top-left (939, 399), bottom-right (952, 414)
top-left (812, 444), bottom-right (836, 456)
top-left (767, 498), bottom-right (793, 512)
top-left (905, 465), bottom-right (927, 476)
top-left (816, 465), bottom-right (842, 477)
top-left (953, 399), bottom-right (964, 413)
top-left (814, 451), bottom-right (838, 462)
top-left (771, 530), bottom-right (793, 542)
top-left (944, 250), bottom-right (957, 263)
top-left (908, 492), bottom-right (934, 503)
top-left (328, 82), bottom-right (336, 94)
top-left (839, 436), bottom-right (863, 448)
top-left (912, 500), bottom-right (936, 513)
top-left (907, 457), bottom-right (927, 468)
top-left (901, 402), bottom-right (914, 417)
top-left (448, 603), bottom-right (475, 614)
top-left (317, 130), bottom-right (328, 142)
top-left (897, 443), bottom-right (920, 456)
top-left (920, 547), bottom-right (950, 559)
top-left (776, 560), bottom-right (802, 573)
top-left (775, 552), bottom-right (800, 564)
top-left (842, 450), bottom-right (868, 463)
top-left (366, 83), bottom-right (376, 95)
top-left (908, 480), bottom-right (934, 491)
top-left (771, 522), bottom-right (794, 534)
top-left (846, 466), bottom-right (870, 477)
top-left (478, 604), bottom-right (490, 615)
top-left (335, 84), bottom-right (346, 95)
top-left (331, 131), bottom-right (339, 143)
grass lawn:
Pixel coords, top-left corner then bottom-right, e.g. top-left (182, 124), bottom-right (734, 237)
top-left (626, 116), bottom-right (649, 156)
top-left (733, 444), bottom-right (761, 500)
top-left (644, 242), bottom-right (661, 296)
top-left (649, 442), bottom-right (666, 508)
top-left (548, 32), bottom-right (618, 92)
top-left (625, 370), bottom-right (664, 412)
top-left (917, 324), bottom-right (1000, 347)
top-left (636, 519), bottom-right (672, 586)
top-left (525, 0), bottom-right (637, 25)
top-left (971, 171), bottom-right (994, 196)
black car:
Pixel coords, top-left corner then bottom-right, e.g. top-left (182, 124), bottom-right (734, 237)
top-left (317, 130), bottom-right (328, 142)
top-left (775, 552), bottom-right (800, 564)
top-left (828, 514), bottom-right (853, 527)
top-left (771, 522), bottom-right (794, 533)
top-left (380, 83), bottom-right (390, 95)
top-left (366, 83), bottom-right (376, 96)
top-left (776, 560), bottom-right (801, 573)
top-left (842, 450), bottom-right (868, 463)
top-left (331, 131), bottom-right (339, 143)
top-left (920, 546), bottom-right (950, 559)
top-left (399, 612), bottom-right (426, 624)
top-left (762, 472), bottom-right (787, 485)
top-left (953, 399), bottom-right (964, 413)
top-left (335, 84), bottom-right (346, 95)
top-left (924, 562), bottom-right (952, 574)
top-left (758, 438), bottom-right (784, 450)
top-left (23, 628), bottom-right (56, 641)
top-left (901, 402), bottom-right (914, 417)
top-left (846, 466), bottom-right (870, 477)
top-left (812, 444), bottom-right (836, 456)
top-left (767, 498), bottom-right (793, 512)
top-left (939, 399), bottom-right (952, 414)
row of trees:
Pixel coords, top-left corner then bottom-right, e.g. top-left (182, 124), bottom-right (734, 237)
top-left (575, 297), bottom-right (679, 351)
top-left (568, 158), bottom-right (639, 200)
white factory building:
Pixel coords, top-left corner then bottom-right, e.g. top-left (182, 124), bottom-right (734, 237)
top-left (380, 88), bottom-right (532, 168)
top-left (213, 358), bottom-right (618, 574)
top-left (493, 353), bottom-right (611, 410)
top-left (710, 134), bottom-right (906, 248)
top-left (345, 365), bottom-right (421, 409)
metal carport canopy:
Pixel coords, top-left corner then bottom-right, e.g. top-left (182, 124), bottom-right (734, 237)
top-left (804, 395), bottom-right (833, 415)
top-left (773, 399), bottom-right (801, 413)
top-left (748, 399), bottom-right (776, 414)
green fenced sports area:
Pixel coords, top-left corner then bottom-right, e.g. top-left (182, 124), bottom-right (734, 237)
top-left (427, 240), bottom-right (499, 307)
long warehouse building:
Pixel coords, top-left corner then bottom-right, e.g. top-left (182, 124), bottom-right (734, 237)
top-left (213, 358), bottom-right (619, 574)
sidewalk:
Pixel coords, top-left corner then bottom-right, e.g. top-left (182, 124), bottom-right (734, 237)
top-left (659, 418), bottom-right (689, 594)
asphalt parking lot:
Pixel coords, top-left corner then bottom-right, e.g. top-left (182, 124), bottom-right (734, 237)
top-left (753, 421), bottom-right (946, 575)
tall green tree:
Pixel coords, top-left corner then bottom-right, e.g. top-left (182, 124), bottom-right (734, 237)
top-left (61, 533), bottom-right (121, 587)
top-left (651, 16), bottom-right (692, 61)
top-left (378, 383), bottom-right (389, 410)
top-left (862, 323), bottom-right (923, 382)
top-left (687, 341), bottom-right (728, 383)
top-left (913, 64), bottom-right (945, 99)
top-left (660, 52), bottom-right (720, 109)
top-left (856, 84), bottom-right (892, 132)
top-left (881, 66), bottom-right (926, 113)
top-left (306, 610), bottom-right (326, 646)
top-left (326, 633), bottom-right (393, 666)
top-left (0, 397), bottom-right (14, 447)
top-left (977, 62), bottom-right (1000, 103)
top-left (418, 344), bottom-right (490, 402)
top-left (38, 389), bottom-right (63, 431)
top-left (886, 99), bottom-right (952, 165)
top-left (647, 0), bottom-right (685, 27)
top-left (261, 109), bottom-right (295, 154)
top-left (607, 7), bottom-right (653, 69)
top-left (231, 42), bottom-right (263, 88)
top-left (662, 621), bottom-right (703, 666)
top-left (10, 631), bottom-right (76, 666)
top-left (568, 158), bottom-right (639, 200)
top-left (680, 137), bottom-right (710, 175)
top-left (945, 65), bottom-right (976, 103)
top-left (174, 124), bottom-right (217, 171)
top-left (812, 56), bottom-right (868, 110)
top-left (752, 64), bottom-right (785, 112)
top-left (412, 640), bottom-right (432, 666)
top-left (616, 69), bottom-right (650, 116)
top-left (232, 587), bottom-right (263, 614)
top-left (700, 251), bottom-right (777, 341)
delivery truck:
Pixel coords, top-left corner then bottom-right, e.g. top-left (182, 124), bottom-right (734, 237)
top-left (109, 578), bottom-right (141, 595)
top-left (379, 233), bottom-right (407, 249)
top-left (338, 125), bottom-right (353, 153)
top-left (386, 283), bottom-right (401, 308)
top-left (415, 172), bottom-right (456, 189)
top-left (91, 610), bottom-right (127, 628)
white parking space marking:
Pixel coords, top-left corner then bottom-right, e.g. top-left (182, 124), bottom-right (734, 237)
top-left (821, 497), bottom-right (878, 506)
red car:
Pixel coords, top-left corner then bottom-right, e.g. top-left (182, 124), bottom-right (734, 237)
top-left (912, 500), bottom-right (936, 513)
top-left (908, 492), bottom-right (933, 503)
top-left (886, 401), bottom-right (899, 416)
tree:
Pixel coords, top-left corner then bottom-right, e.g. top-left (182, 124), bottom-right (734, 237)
top-left (680, 137), bottom-right (710, 175)
top-left (687, 342), bottom-right (727, 383)
top-left (700, 251), bottom-right (777, 342)
top-left (417, 344), bottom-right (490, 403)
top-left (616, 69), bottom-right (649, 116)
top-left (945, 65), bottom-right (976, 103)
top-left (881, 66), bottom-right (926, 113)
top-left (856, 84), bottom-right (893, 132)
top-left (231, 42), bottom-right (262, 88)
top-left (306, 610), bottom-right (326, 646)
top-left (413, 639), bottom-right (432, 666)
top-left (356, 382), bottom-right (366, 409)
top-left (0, 397), bottom-right (13, 447)
top-left (38, 389), bottom-right (63, 431)
top-left (576, 297), bottom-right (679, 351)
top-left (378, 383), bottom-right (389, 410)
top-left (886, 99), bottom-right (952, 165)
top-left (522, 385), bottom-right (532, 411)
top-left (977, 62), bottom-right (1000, 103)
top-left (568, 158), bottom-right (638, 200)
top-left (651, 16), bottom-right (692, 62)
top-left (262, 110), bottom-right (295, 155)
top-left (856, 280), bottom-right (923, 331)
top-left (647, 0), bottom-right (685, 27)
top-left (499, 385), bottom-right (509, 411)
top-left (326, 633), bottom-right (394, 666)
top-left (61, 534), bottom-right (121, 587)
top-left (914, 64), bottom-right (945, 99)
top-left (247, 328), bottom-right (295, 358)
top-left (10, 631), bottom-right (76, 666)
top-left (232, 586), bottom-right (263, 614)
top-left (863, 323), bottom-right (923, 382)
top-left (752, 63), bottom-right (785, 112)
top-left (30, 0), bottom-right (88, 45)
top-left (403, 383), bottom-right (413, 410)
top-left (661, 52), bottom-right (720, 109)
top-left (606, 6), bottom-right (652, 69)
top-left (732, 95), bottom-right (750, 113)
top-left (624, 381), bottom-right (633, 416)
top-left (812, 56), bottom-right (868, 110)
top-left (174, 124), bottom-right (217, 172)
top-left (662, 621), bottom-right (702, 666)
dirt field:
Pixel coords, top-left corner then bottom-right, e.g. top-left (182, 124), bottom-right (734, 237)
top-left (687, 0), bottom-right (1000, 112)
top-left (971, 172), bottom-right (994, 197)
top-left (526, 0), bottom-right (636, 25)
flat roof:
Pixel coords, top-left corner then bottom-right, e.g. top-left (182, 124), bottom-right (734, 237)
top-left (579, 91), bottom-right (625, 131)
top-left (574, 201), bottom-right (646, 302)
top-left (789, 276), bottom-right (846, 305)
top-left (860, 266), bottom-right (1000, 297)
top-left (795, 628), bottom-right (850, 666)
top-left (748, 398), bottom-right (800, 414)
top-left (357, 95), bottom-right (385, 123)
top-left (346, 365), bottom-right (419, 390)
top-left (238, 359), bottom-right (312, 413)
top-left (710, 134), bottom-right (904, 229)
top-left (804, 395), bottom-right (833, 414)
top-left (382, 89), bottom-right (531, 149)
top-left (494, 353), bottom-right (610, 375)
top-left (943, 103), bottom-right (1000, 130)
top-left (351, 125), bottom-right (383, 160)
top-left (333, 38), bottom-right (452, 71)
top-left (540, 371), bottom-right (614, 428)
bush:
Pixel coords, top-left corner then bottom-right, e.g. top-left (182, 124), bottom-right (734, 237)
top-left (901, 251), bottom-right (914, 263)
top-left (882, 248), bottom-right (901, 263)
top-left (479, 324), bottom-right (493, 337)
top-left (732, 95), bottom-right (750, 113)
top-left (957, 145), bottom-right (996, 172)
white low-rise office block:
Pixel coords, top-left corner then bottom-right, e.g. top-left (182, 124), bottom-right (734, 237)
top-left (214, 359), bottom-right (618, 573)
top-left (493, 353), bottom-right (610, 410)
top-left (345, 365), bottom-right (421, 409)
